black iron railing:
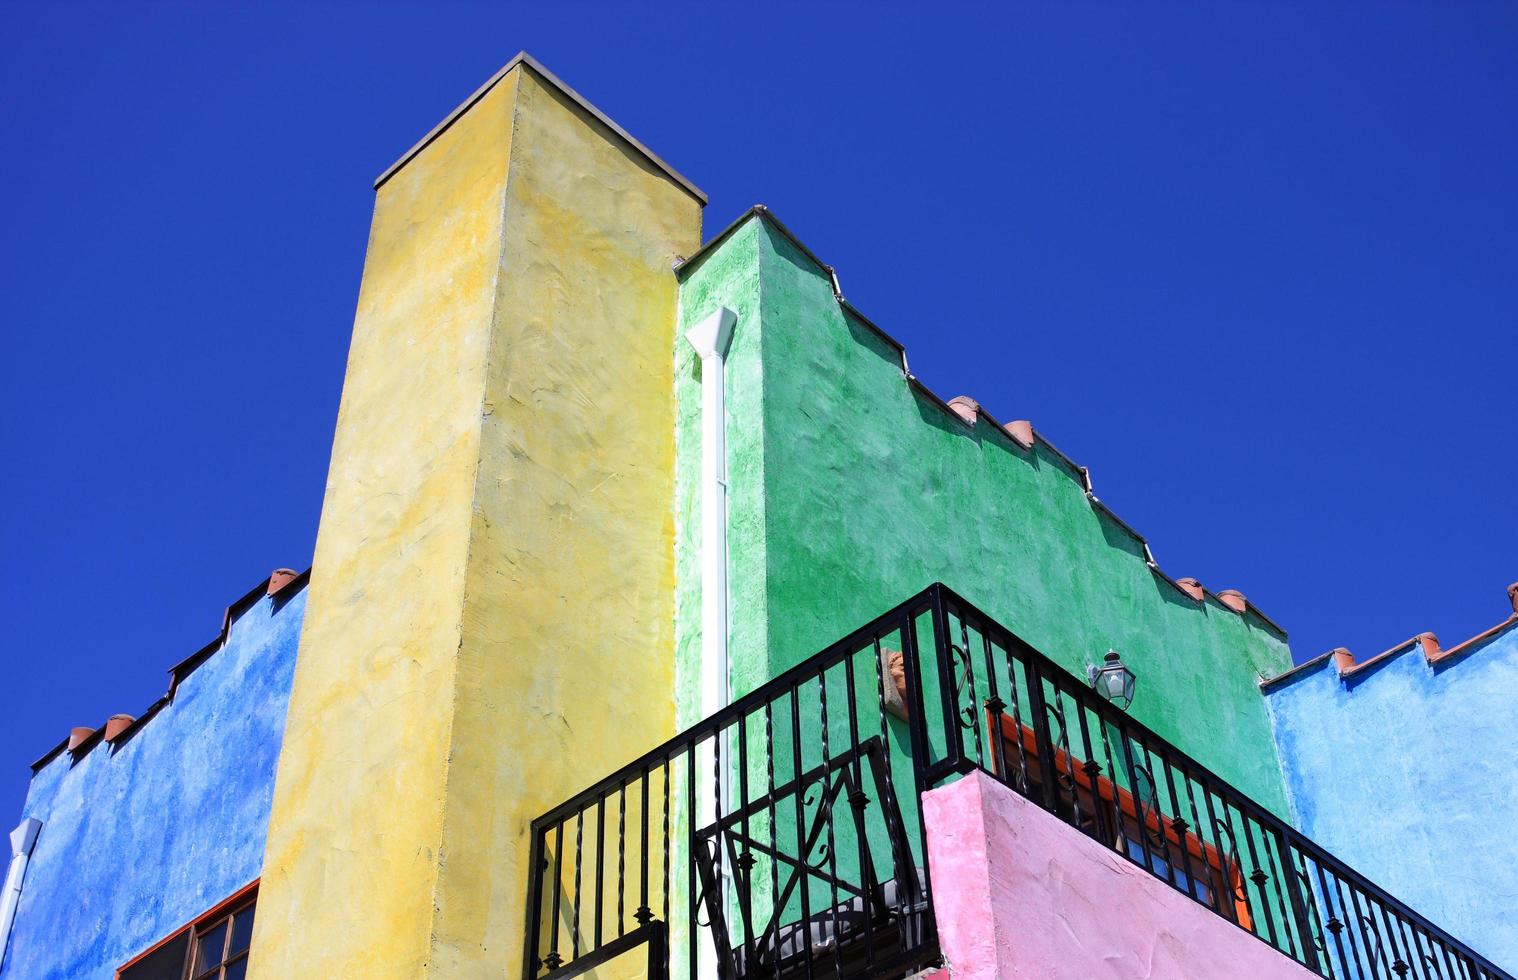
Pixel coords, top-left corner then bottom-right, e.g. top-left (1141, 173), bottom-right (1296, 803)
top-left (524, 584), bottom-right (1511, 980)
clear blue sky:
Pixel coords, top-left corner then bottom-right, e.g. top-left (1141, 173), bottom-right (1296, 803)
top-left (2, 3), bottom-right (1514, 822)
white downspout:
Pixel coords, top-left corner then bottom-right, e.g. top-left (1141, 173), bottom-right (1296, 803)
top-left (684, 307), bottom-right (737, 723)
top-left (684, 307), bottom-right (736, 980)
top-left (0, 817), bottom-right (42, 970)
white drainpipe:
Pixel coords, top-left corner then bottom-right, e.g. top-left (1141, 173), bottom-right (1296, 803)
top-left (684, 307), bottom-right (736, 980)
top-left (0, 818), bottom-right (42, 969)
top-left (684, 307), bottom-right (737, 722)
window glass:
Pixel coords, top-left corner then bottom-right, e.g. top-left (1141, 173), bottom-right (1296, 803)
top-left (229, 907), bottom-right (255, 956)
top-left (194, 922), bottom-right (228, 974)
top-left (1123, 835), bottom-right (1214, 908)
top-left (118, 932), bottom-right (190, 980)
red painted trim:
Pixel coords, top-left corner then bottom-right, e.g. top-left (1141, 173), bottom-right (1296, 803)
top-left (1428, 616), bottom-right (1517, 666)
top-left (114, 879), bottom-right (259, 978)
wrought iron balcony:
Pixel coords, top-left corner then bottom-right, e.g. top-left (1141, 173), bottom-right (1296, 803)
top-left (523, 584), bottom-right (1511, 980)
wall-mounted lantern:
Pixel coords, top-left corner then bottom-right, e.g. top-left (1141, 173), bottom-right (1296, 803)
top-left (1088, 650), bottom-right (1136, 710)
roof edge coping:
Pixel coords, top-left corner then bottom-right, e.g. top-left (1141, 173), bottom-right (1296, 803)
top-left (373, 51), bottom-right (706, 204)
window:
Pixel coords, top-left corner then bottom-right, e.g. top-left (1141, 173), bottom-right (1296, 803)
top-left (187, 896), bottom-right (255, 980)
top-left (117, 883), bottom-right (257, 980)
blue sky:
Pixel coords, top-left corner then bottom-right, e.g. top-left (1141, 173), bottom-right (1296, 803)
top-left (1, 3), bottom-right (1514, 822)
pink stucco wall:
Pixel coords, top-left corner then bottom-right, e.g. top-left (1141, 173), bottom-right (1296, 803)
top-left (921, 772), bottom-right (1318, 979)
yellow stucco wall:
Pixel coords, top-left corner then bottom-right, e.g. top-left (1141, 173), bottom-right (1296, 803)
top-left (251, 60), bottom-right (701, 978)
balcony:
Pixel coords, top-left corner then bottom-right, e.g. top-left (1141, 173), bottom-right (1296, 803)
top-left (523, 585), bottom-right (1510, 980)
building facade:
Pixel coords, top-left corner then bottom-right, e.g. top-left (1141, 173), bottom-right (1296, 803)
top-left (1264, 587), bottom-right (1518, 973)
top-left (1, 52), bottom-right (1510, 980)
top-left (2, 574), bottom-right (306, 979)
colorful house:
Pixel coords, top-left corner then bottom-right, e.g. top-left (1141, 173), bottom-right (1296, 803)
top-left (1, 53), bottom-right (1510, 980)
top-left (1263, 586), bottom-right (1518, 974)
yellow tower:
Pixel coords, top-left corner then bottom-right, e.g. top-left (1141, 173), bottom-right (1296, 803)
top-left (249, 53), bottom-right (704, 977)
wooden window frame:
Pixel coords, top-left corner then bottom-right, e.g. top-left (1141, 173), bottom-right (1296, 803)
top-left (114, 880), bottom-right (259, 980)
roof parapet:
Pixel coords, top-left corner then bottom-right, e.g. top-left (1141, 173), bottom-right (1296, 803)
top-left (30, 567), bottom-right (310, 773)
top-left (682, 204), bottom-right (1293, 642)
top-left (1261, 580), bottom-right (1518, 692)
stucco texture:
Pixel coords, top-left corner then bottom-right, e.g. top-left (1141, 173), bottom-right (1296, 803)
top-left (923, 771), bottom-right (1318, 980)
top-left (253, 61), bottom-right (701, 979)
top-left (674, 211), bottom-right (1294, 819)
top-left (1265, 622), bottom-right (1518, 973)
top-left (0, 586), bottom-right (305, 980)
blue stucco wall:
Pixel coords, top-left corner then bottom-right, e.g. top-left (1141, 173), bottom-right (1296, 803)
top-left (0, 583), bottom-right (305, 980)
top-left (1265, 619), bottom-right (1518, 974)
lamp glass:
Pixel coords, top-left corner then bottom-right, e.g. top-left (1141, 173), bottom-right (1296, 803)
top-left (1092, 651), bottom-right (1135, 710)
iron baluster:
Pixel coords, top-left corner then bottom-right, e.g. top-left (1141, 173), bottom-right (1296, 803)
top-left (998, 637), bottom-right (1032, 794)
top-left (617, 781), bottom-right (627, 936)
top-left (764, 700), bottom-right (780, 980)
top-left (737, 713), bottom-right (753, 966)
top-left (662, 759), bottom-right (671, 931)
top-left (1350, 886), bottom-right (1389, 980)
top-left (1158, 757), bottom-right (1202, 906)
top-left (1231, 807), bottom-right (1282, 950)
top-left (1328, 869), bottom-right (1371, 980)
top-left (1378, 901), bottom-right (1411, 979)
top-left (545, 821), bottom-right (564, 971)
top-left (978, 625), bottom-right (1009, 790)
top-left (686, 743), bottom-right (697, 980)
top-left (789, 687), bottom-right (817, 980)
top-left (1311, 857), bottom-right (1353, 980)
top-left (637, 769), bottom-right (652, 927)
top-left (1047, 696), bottom-right (1090, 837)
top-left (1261, 827), bottom-right (1301, 961)
top-left (818, 669), bottom-right (844, 980)
top-left (1131, 754), bottom-right (1178, 890)
top-left (842, 650), bottom-right (877, 972)
top-left (1209, 808), bottom-right (1259, 938)
top-left (954, 615), bottom-right (986, 770)
top-left (1021, 648), bottom-right (1062, 815)
top-left (595, 794), bottom-right (606, 947)
top-left (1117, 723), bottom-right (1163, 881)
top-left (1195, 786), bottom-right (1239, 924)
top-left (873, 635), bottom-right (913, 954)
top-left (926, 589), bottom-right (966, 776)
top-left (1289, 851), bottom-right (1331, 978)
top-left (1072, 696), bottom-right (1110, 847)
top-left (524, 825), bottom-right (547, 977)
top-left (572, 810), bottom-right (584, 959)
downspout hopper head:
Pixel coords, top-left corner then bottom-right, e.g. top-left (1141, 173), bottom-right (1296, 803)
top-left (9, 819), bottom-right (40, 859)
top-left (684, 307), bottom-right (737, 360)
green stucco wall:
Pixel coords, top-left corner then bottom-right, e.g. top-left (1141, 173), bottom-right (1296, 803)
top-left (675, 211), bottom-right (1294, 817)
